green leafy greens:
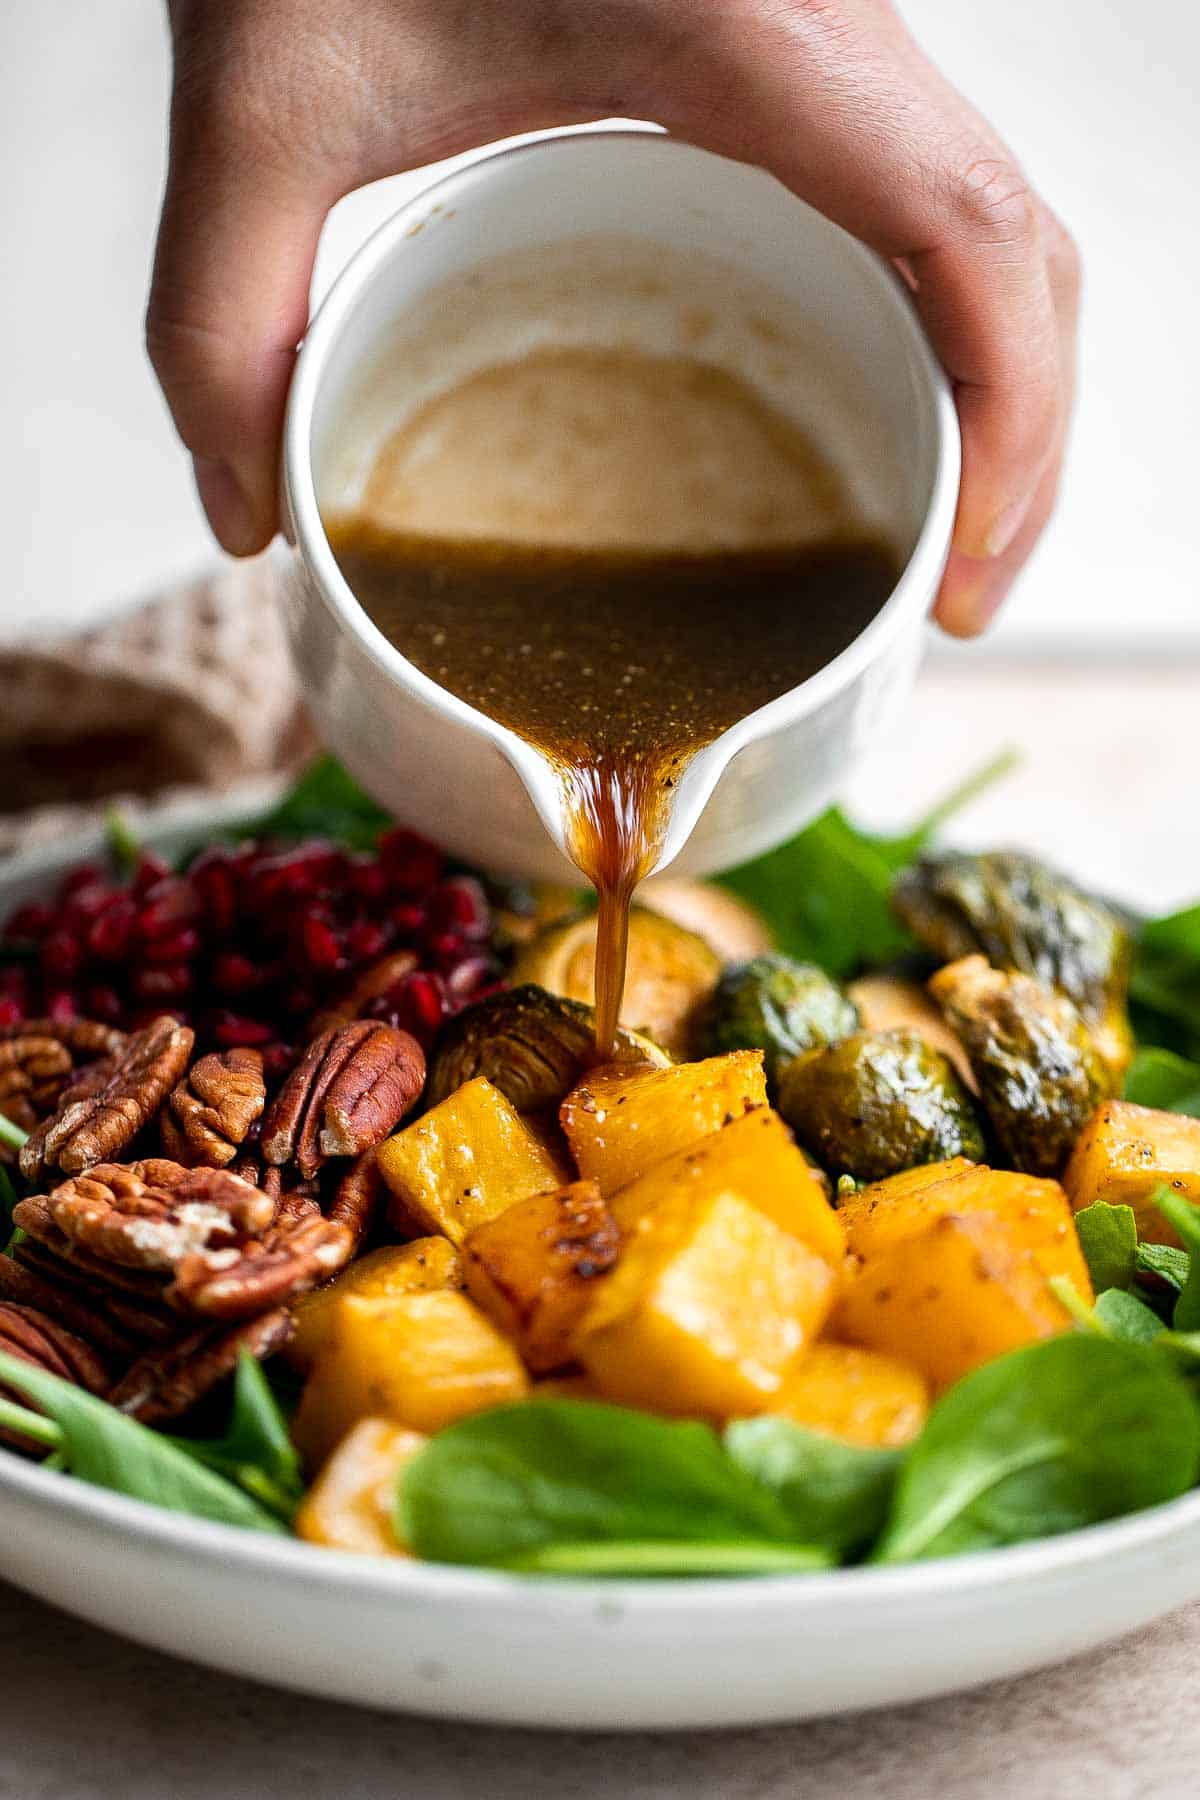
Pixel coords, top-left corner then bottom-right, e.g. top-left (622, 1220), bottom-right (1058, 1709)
top-left (0, 1352), bottom-right (285, 1534)
top-left (249, 754), bottom-right (391, 851)
top-left (165, 1353), bottom-right (303, 1522)
top-left (717, 751), bottom-right (1019, 979)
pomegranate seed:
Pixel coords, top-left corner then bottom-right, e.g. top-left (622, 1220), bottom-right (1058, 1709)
top-left (428, 930), bottom-right (468, 970)
top-left (395, 971), bottom-right (446, 1044)
top-left (347, 856), bottom-right (388, 904)
top-left (428, 876), bottom-right (490, 941)
top-left (58, 863), bottom-right (104, 900)
top-left (41, 931), bottom-right (83, 979)
top-left (379, 828), bottom-right (443, 894)
top-left (45, 990), bottom-right (78, 1024)
top-left (213, 951), bottom-right (260, 995)
top-left (210, 1011), bottom-right (275, 1048)
top-left (131, 851), bottom-right (172, 895)
top-left (300, 914), bottom-right (342, 973)
top-left (143, 926), bottom-right (201, 964)
top-left (0, 997), bottom-right (23, 1028)
top-left (133, 963), bottom-right (193, 1003)
top-left (5, 901), bottom-right (55, 940)
top-left (63, 882), bottom-right (114, 930)
top-left (344, 919), bottom-right (390, 963)
top-left (261, 1042), bottom-right (298, 1081)
top-left (391, 902), bottom-right (427, 939)
top-left (84, 983), bottom-right (124, 1024)
top-left (444, 952), bottom-right (495, 1003)
top-left (0, 968), bottom-right (30, 1004)
top-left (248, 845), bottom-right (341, 909)
top-left (86, 896), bottom-right (136, 961)
top-left (188, 849), bottom-right (239, 935)
top-left (137, 879), bottom-right (196, 940)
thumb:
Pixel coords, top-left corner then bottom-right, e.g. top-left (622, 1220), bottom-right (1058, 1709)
top-left (147, 115), bottom-right (336, 554)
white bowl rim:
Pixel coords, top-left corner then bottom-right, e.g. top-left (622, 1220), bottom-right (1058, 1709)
top-left (4, 1434), bottom-right (1198, 1616)
top-left (282, 128), bottom-right (961, 836)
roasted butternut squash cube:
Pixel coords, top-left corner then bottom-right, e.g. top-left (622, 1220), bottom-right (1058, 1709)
top-left (294, 1419), bottom-right (426, 1556)
top-left (377, 1076), bottom-right (567, 1244)
top-left (574, 1186), bottom-right (837, 1418)
top-left (561, 1051), bottom-right (767, 1196)
top-left (610, 1106), bottom-right (844, 1265)
top-left (835, 1212), bottom-right (1070, 1391)
top-left (1064, 1100), bottom-right (1200, 1245)
top-left (838, 1162), bottom-right (1092, 1299)
top-left (292, 1290), bottom-right (529, 1466)
top-left (771, 1343), bottom-right (929, 1447)
top-left (462, 1179), bottom-right (619, 1373)
top-left (286, 1238), bottom-right (463, 1372)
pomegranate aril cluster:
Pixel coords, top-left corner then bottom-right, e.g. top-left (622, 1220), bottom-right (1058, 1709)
top-left (0, 829), bottom-right (501, 1054)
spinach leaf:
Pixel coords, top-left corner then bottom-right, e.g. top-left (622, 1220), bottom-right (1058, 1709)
top-left (0, 1115), bottom-right (27, 1155)
top-left (102, 806), bottom-right (141, 879)
top-left (502, 1541), bottom-right (829, 1576)
top-left (0, 1351), bottom-right (286, 1534)
top-left (1094, 1288), bottom-right (1166, 1344)
top-left (248, 754), bottom-right (390, 851)
top-left (724, 1417), bottom-right (900, 1556)
top-left (1155, 1190), bottom-right (1200, 1331)
top-left (1130, 905), bottom-right (1200, 1062)
top-left (0, 1165), bottom-right (24, 1256)
top-left (873, 1335), bottom-right (1200, 1563)
top-left (1137, 1241), bottom-right (1191, 1293)
top-left (166, 1353), bottom-right (303, 1521)
top-left (397, 1400), bottom-right (824, 1573)
top-left (717, 752), bottom-right (1017, 978)
top-left (1073, 1202), bottom-right (1138, 1294)
top-left (1124, 1048), bottom-right (1200, 1118)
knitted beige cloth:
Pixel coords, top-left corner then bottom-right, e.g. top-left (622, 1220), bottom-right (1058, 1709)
top-left (0, 559), bottom-right (316, 858)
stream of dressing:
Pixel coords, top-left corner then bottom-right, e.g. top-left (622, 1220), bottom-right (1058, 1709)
top-left (326, 347), bottom-right (897, 1056)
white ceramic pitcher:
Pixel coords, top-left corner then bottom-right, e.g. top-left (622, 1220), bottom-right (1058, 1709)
top-left (281, 130), bottom-right (959, 882)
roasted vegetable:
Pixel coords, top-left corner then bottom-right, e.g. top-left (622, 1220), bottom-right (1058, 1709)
top-left (892, 850), bottom-right (1134, 1077)
top-left (772, 1344), bottom-right (929, 1448)
top-left (837, 1161), bottom-right (1093, 1298)
top-left (638, 879), bottom-right (773, 964)
top-left (835, 1212), bottom-right (1072, 1390)
top-left (294, 1419), bottom-right (426, 1555)
top-left (574, 1185), bottom-right (838, 1418)
top-left (514, 907), bottom-right (721, 1056)
top-left (777, 1030), bottom-right (985, 1182)
top-left (608, 1107), bottom-right (844, 1265)
top-left (929, 955), bottom-right (1110, 1176)
top-left (848, 972), bottom-right (974, 1088)
top-left (376, 1076), bottom-right (568, 1244)
top-left (286, 1238), bottom-right (463, 1372)
top-left (292, 1291), bottom-right (529, 1465)
top-left (1064, 1099), bottom-right (1200, 1244)
top-left (561, 1050), bottom-right (768, 1196)
top-left (694, 954), bottom-right (860, 1089)
top-left (425, 985), bottom-right (667, 1113)
top-left (462, 1180), bottom-right (620, 1373)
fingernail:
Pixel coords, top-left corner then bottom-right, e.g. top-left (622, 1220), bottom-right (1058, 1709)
top-left (193, 456), bottom-right (260, 556)
top-left (982, 489), bottom-right (1036, 559)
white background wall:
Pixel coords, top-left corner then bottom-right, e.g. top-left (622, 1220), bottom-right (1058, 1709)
top-left (1, 1), bottom-right (1197, 646)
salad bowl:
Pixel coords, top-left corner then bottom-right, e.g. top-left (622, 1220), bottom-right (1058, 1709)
top-left (2, 807), bottom-right (1200, 1730)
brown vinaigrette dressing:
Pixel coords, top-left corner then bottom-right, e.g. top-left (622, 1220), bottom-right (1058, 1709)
top-left (325, 350), bottom-right (899, 1056)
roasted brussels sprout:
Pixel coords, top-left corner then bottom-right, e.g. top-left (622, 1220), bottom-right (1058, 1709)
top-left (847, 972), bottom-right (974, 1089)
top-left (928, 955), bottom-right (1111, 1176)
top-left (892, 850), bottom-right (1133, 1077)
top-left (513, 907), bottom-right (721, 1056)
top-left (777, 1029), bottom-right (986, 1182)
top-left (425, 985), bottom-right (668, 1113)
top-left (695, 954), bottom-right (860, 1089)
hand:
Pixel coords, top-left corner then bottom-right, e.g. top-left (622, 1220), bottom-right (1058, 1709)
top-left (149, 0), bottom-right (1079, 635)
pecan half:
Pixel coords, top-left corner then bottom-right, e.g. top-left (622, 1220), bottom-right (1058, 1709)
top-left (0, 1300), bottom-right (111, 1394)
top-left (328, 1149), bottom-right (384, 1248)
top-left (260, 1022), bottom-right (424, 1179)
top-left (20, 1017), bottom-right (194, 1182)
top-left (0, 1250), bottom-right (145, 1360)
top-left (0, 1020), bottom-right (127, 1162)
top-left (309, 951), bottom-right (418, 1036)
top-left (161, 1047), bottom-right (266, 1168)
top-left (169, 1188), bottom-right (353, 1320)
top-left (109, 1307), bottom-right (294, 1425)
top-left (13, 1240), bottom-right (178, 1345)
top-left (14, 1158), bottom-right (275, 1273)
